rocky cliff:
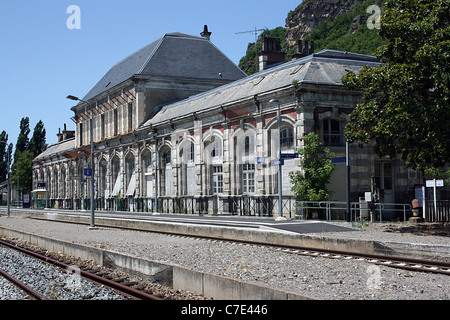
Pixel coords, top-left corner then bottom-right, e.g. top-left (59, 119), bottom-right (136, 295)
top-left (285, 0), bottom-right (365, 47)
top-left (238, 0), bottom-right (385, 75)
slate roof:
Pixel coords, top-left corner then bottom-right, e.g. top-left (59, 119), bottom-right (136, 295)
top-left (143, 49), bottom-right (380, 127)
top-left (33, 138), bottom-right (76, 162)
top-left (80, 33), bottom-right (247, 103)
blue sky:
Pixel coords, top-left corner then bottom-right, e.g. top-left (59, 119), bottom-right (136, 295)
top-left (0, 0), bottom-right (302, 150)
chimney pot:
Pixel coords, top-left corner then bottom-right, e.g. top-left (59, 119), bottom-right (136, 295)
top-left (200, 25), bottom-right (212, 41)
top-left (259, 37), bottom-right (285, 71)
top-left (292, 40), bottom-right (315, 59)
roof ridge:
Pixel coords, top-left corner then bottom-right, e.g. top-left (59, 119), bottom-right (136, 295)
top-left (137, 35), bottom-right (166, 74)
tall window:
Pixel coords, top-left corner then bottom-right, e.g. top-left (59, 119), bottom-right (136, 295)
top-left (323, 119), bottom-right (343, 146)
top-left (280, 127), bottom-right (294, 149)
top-left (189, 143), bottom-right (194, 162)
top-left (211, 141), bottom-right (222, 158)
top-left (164, 150), bottom-right (171, 165)
top-left (127, 103), bottom-right (133, 132)
top-left (242, 163), bottom-right (255, 193)
top-left (212, 165), bottom-right (223, 194)
top-left (244, 136), bottom-right (250, 157)
top-left (79, 123), bottom-right (83, 146)
top-left (113, 109), bottom-right (118, 136)
top-left (100, 114), bottom-right (105, 140)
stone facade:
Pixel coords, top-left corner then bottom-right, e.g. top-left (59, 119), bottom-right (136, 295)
top-left (32, 31), bottom-right (426, 218)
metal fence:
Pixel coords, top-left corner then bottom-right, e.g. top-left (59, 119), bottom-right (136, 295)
top-left (26, 195), bottom-right (430, 222)
top-left (425, 200), bottom-right (450, 222)
top-left (295, 201), bottom-right (413, 222)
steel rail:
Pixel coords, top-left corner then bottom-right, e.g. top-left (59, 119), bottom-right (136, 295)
top-left (274, 246), bottom-right (450, 275)
top-left (0, 239), bottom-right (163, 300)
top-left (0, 268), bottom-right (47, 300)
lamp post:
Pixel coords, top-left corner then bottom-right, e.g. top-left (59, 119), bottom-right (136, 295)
top-left (148, 131), bottom-right (159, 215)
top-left (0, 140), bottom-right (11, 217)
top-left (67, 95), bottom-right (96, 229)
top-left (269, 99), bottom-right (285, 221)
top-left (346, 140), bottom-right (351, 222)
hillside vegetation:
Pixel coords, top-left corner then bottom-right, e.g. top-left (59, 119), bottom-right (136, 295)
top-left (239, 0), bottom-right (386, 75)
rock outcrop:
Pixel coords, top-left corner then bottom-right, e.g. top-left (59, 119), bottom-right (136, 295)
top-left (285, 0), bottom-right (364, 47)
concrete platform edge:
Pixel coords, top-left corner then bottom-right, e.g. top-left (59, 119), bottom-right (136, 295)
top-left (27, 211), bottom-right (450, 263)
top-left (0, 225), bottom-right (313, 300)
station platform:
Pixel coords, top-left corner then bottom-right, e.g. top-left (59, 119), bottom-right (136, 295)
top-left (1, 207), bottom-right (449, 264)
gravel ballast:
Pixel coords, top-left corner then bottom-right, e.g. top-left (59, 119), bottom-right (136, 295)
top-left (0, 214), bottom-right (449, 300)
top-left (0, 245), bottom-right (126, 300)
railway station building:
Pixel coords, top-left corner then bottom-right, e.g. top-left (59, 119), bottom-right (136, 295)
top-left (32, 28), bottom-right (430, 218)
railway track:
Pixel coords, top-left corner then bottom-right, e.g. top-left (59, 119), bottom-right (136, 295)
top-left (0, 239), bottom-right (162, 300)
top-left (273, 246), bottom-right (450, 276)
top-left (0, 268), bottom-right (47, 300)
top-left (10, 210), bottom-right (450, 278)
top-left (167, 233), bottom-right (450, 276)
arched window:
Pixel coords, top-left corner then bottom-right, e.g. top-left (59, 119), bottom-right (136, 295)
top-left (204, 135), bottom-right (223, 195)
top-left (141, 149), bottom-right (153, 198)
top-left (179, 141), bottom-right (195, 195)
top-left (233, 132), bottom-right (255, 195)
top-left (99, 158), bottom-right (107, 198)
top-left (53, 168), bottom-right (59, 199)
top-left (159, 146), bottom-right (173, 196)
top-left (125, 153), bottom-right (136, 197)
top-left (60, 166), bottom-right (66, 199)
top-left (111, 155), bottom-right (121, 197)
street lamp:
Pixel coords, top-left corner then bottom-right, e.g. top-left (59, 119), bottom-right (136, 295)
top-left (67, 95), bottom-right (96, 229)
top-left (148, 131), bottom-right (159, 215)
top-left (0, 140), bottom-right (10, 217)
top-left (269, 99), bottom-right (286, 221)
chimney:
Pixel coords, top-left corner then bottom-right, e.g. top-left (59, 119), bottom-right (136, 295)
top-left (292, 40), bottom-right (315, 59)
top-left (62, 123), bottom-right (75, 141)
top-left (200, 25), bottom-right (212, 41)
top-left (57, 123), bottom-right (75, 142)
top-left (57, 128), bottom-right (63, 142)
top-left (258, 37), bottom-right (286, 71)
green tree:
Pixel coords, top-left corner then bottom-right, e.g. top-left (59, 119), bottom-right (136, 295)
top-left (10, 150), bottom-right (34, 194)
top-left (289, 133), bottom-right (336, 202)
top-left (0, 131), bottom-right (13, 182)
top-left (14, 117), bottom-right (30, 162)
top-left (29, 120), bottom-right (47, 157)
top-left (11, 117), bottom-right (39, 194)
top-left (342, 0), bottom-right (450, 177)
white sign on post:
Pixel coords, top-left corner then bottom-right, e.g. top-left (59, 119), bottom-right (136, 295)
top-left (426, 179), bottom-right (444, 187)
top-left (425, 179), bottom-right (445, 217)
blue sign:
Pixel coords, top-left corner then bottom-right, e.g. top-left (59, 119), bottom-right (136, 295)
top-left (271, 159), bottom-right (284, 166)
top-left (84, 168), bottom-right (92, 176)
top-left (332, 157), bottom-right (346, 164)
top-left (280, 153), bottom-right (299, 159)
top-left (256, 157), bottom-right (265, 163)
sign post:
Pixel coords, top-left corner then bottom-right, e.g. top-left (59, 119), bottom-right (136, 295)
top-left (426, 179), bottom-right (444, 217)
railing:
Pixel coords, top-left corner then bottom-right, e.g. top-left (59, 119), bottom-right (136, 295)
top-left (28, 196), bottom-right (426, 222)
top-left (425, 200), bottom-right (450, 222)
top-left (296, 201), bottom-right (412, 222)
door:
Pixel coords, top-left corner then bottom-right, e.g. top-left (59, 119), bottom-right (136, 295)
top-left (375, 162), bottom-right (395, 203)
